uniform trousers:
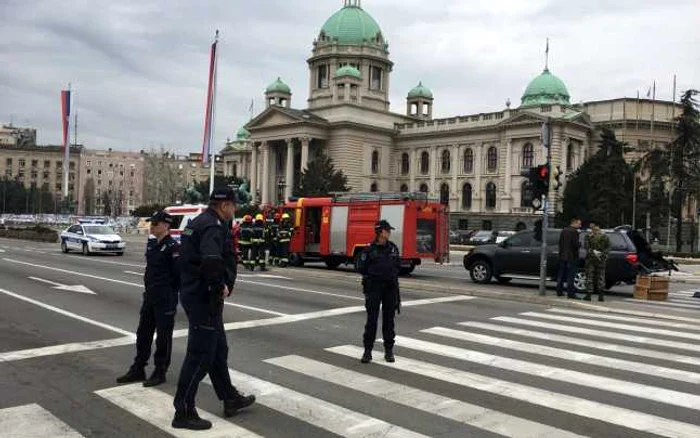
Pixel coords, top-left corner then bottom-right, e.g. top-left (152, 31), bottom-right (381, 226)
top-left (134, 292), bottom-right (176, 371)
top-left (362, 281), bottom-right (397, 350)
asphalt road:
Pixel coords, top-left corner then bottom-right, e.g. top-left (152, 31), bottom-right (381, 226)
top-left (1, 237), bottom-right (700, 437)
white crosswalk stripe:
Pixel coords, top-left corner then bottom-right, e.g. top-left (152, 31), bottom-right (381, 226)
top-left (624, 298), bottom-right (700, 310)
top-left (546, 307), bottom-right (700, 331)
top-left (265, 354), bottom-right (587, 438)
top-left (0, 403), bottom-right (84, 438)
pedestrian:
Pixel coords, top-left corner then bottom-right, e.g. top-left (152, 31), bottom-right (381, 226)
top-left (357, 219), bottom-right (401, 364)
top-left (584, 221), bottom-right (610, 302)
top-left (277, 213), bottom-right (292, 267)
top-left (239, 215), bottom-right (254, 270)
top-left (172, 187), bottom-right (255, 431)
top-left (116, 210), bottom-right (180, 387)
top-left (556, 217), bottom-right (581, 298)
top-left (252, 214), bottom-right (266, 271)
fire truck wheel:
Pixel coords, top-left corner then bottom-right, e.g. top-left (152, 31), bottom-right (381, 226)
top-left (469, 259), bottom-right (493, 284)
top-left (325, 259), bottom-right (342, 269)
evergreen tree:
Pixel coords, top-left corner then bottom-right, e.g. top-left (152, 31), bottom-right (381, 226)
top-left (295, 151), bottom-right (350, 196)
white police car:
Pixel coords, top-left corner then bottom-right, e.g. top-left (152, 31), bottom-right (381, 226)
top-left (60, 219), bottom-right (126, 256)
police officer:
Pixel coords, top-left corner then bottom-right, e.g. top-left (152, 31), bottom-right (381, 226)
top-left (277, 213), bottom-right (292, 267)
top-left (357, 220), bottom-right (401, 364)
top-left (172, 188), bottom-right (255, 431)
top-left (239, 215), bottom-right (254, 271)
top-left (117, 210), bottom-right (180, 387)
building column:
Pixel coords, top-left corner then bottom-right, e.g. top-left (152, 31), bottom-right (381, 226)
top-left (429, 146), bottom-right (437, 196)
top-left (409, 149), bottom-right (416, 191)
top-left (503, 138), bottom-right (513, 212)
top-left (261, 142), bottom-right (270, 205)
top-left (250, 143), bottom-right (258, 203)
top-left (301, 137), bottom-right (310, 172)
top-left (451, 144), bottom-right (459, 209)
top-left (474, 143), bottom-right (484, 213)
top-left (285, 138), bottom-right (294, 201)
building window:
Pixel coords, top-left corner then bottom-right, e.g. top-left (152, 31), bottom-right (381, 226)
top-left (19, 159), bottom-right (25, 168)
top-left (419, 183), bottom-right (428, 193)
top-left (521, 180), bottom-right (533, 207)
top-left (441, 149), bottom-right (451, 174)
top-left (420, 151), bottom-right (430, 175)
top-left (400, 183), bottom-right (408, 192)
top-left (371, 150), bottom-right (379, 174)
top-left (462, 183), bottom-right (472, 209)
top-left (31, 160), bottom-right (38, 168)
top-left (370, 66), bottom-right (383, 90)
top-left (485, 182), bottom-right (497, 208)
top-left (400, 153), bottom-right (409, 175)
top-left (567, 142), bottom-right (575, 170)
top-left (86, 160), bottom-right (91, 167)
top-left (487, 146), bottom-right (498, 172)
top-left (522, 143), bottom-right (534, 168)
top-left (70, 162), bottom-right (76, 169)
top-left (317, 65), bottom-right (329, 88)
top-left (370, 182), bottom-right (378, 192)
top-left (42, 171), bottom-right (49, 179)
top-left (439, 183), bottom-right (449, 205)
top-left (463, 148), bottom-right (474, 174)
top-left (482, 220), bottom-right (493, 231)
top-left (30, 170), bottom-right (37, 179)
top-left (56, 161), bottom-right (62, 168)
top-left (43, 160), bottom-right (50, 168)
top-left (5, 158), bottom-right (12, 167)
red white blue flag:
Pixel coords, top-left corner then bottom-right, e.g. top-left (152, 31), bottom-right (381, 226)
top-left (201, 32), bottom-right (219, 164)
top-left (61, 89), bottom-right (71, 152)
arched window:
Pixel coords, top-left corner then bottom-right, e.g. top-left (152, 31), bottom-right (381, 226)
top-left (400, 183), bottom-right (408, 192)
top-left (439, 183), bottom-right (449, 205)
top-left (420, 151), bottom-right (430, 175)
top-left (521, 180), bottom-right (533, 207)
top-left (522, 143), bottom-right (534, 168)
top-left (441, 149), bottom-right (451, 174)
top-left (371, 150), bottom-right (379, 174)
top-left (487, 147), bottom-right (498, 172)
top-left (567, 143), bottom-right (575, 170)
top-left (461, 183), bottom-right (472, 209)
top-left (370, 182), bottom-right (378, 192)
top-left (485, 182), bottom-right (497, 208)
top-left (419, 183), bottom-right (429, 193)
top-left (463, 148), bottom-right (474, 174)
top-left (400, 153), bottom-right (410, 175)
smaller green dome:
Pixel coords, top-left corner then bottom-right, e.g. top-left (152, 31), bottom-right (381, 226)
top-left (236, 126), bottom-right (250, 141)
top-left (521, 68), bottom-right (570, 106)
top-left (408, 81), bottom-right (433, 99)
top-left (266, 77), bottom-right (291, 94)
top-left (334, 65), bottom-right (362, 79)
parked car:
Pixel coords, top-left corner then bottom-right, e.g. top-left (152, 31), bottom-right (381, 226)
top-left (450, 230), bottom-right (475, 245)
top-left (463, 228), bottom-right (639, 293)
top-left (60, 219), bottom-right (125, 256)
top-left (468, 230), bottom-right (495, 245)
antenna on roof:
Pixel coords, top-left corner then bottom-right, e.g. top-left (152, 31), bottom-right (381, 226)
top-left (544, 38), bottom-right (550, 71)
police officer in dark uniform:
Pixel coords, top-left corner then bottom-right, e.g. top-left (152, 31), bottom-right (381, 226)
top-left (172, 188), bottom-right (255, 431)
top-left (116, 210), bottom-right (180, 387)
top-left (356, 220), bottom-right (401, 364)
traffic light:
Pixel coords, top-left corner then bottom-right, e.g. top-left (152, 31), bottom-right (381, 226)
top-left (553, 165), bottom-right (563, 191)
top-left (527, 164), bottom-right (549, 210)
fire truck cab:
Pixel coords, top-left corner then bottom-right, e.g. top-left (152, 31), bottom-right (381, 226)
top-left (163, 204), bottom-right (208, 241)
top-left (280, 192), bottom-right (449, 275)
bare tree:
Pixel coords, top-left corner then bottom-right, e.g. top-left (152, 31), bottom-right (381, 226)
top-left (142, 146), bottom-right (185, 205)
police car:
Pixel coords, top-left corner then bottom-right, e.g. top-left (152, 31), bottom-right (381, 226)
top-left (60, 219), bottom-right (126, 256)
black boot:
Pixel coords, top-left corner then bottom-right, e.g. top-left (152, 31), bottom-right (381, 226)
top-left (172, 409), bottom-right (212, 430)
top-left (384, 347), bottom-right (395, 363)
top-left (224, 392), bottom-right (256, 417)
top-left (361, 348), bottom-right (372, 364)
top-left (583, 294), bottom-right (592, 301)
top-left (143, 368), bottom-right (166, 387)
top-left (116, 366), bottom-right (145, 384)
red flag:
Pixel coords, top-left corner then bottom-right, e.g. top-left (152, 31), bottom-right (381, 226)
top-left (201, 34), bottom-right (218, 164)
top-left (61, 89), bottom-right (71, 152)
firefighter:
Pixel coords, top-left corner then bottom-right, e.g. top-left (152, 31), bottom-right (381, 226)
top-left (239, 215), bottom-right (254, 271)
top-left (356, 220), bottom-right (401, 364)
top-left (269, 213), bottom-right (281, 265)
top-left (252, 213), bottom-right (266, 271)
top-left (277, 213), bottom-right (292, 267)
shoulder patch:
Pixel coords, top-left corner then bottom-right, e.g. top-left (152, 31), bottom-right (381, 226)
top-left (182, 228), bottom-right (194, 236)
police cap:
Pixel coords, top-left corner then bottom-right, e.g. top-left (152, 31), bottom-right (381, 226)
top-left (374, 219), bottom-right (395, 232)
top-left (210, 187), bottom-right (238, 203)
top-left (146, 210), bottom-right (175, 225)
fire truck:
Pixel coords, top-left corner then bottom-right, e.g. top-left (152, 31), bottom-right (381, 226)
top-left (279, 192), bottom-right (449, 275)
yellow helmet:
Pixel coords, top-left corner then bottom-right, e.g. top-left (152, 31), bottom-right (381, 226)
top-left (281, 213), bottom-right (290, 220)
top-left (255, 214), bottom-right (264, 221)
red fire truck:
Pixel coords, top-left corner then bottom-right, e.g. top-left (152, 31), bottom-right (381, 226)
top-left (279, 192), bottom-right (449, 274)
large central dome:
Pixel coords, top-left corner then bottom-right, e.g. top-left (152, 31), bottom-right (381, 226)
top-left (521, 68), bottom-right (571, 107)
top-left (320, 2), bottom-right (383, 45)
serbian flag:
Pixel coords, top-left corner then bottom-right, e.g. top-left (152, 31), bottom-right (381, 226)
top-left (61, 89), bottom-right (71, 152)
top-left (201, 32), bottom-right (219, 164)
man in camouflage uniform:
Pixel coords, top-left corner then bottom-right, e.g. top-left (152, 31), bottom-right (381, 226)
top-left (584, 221), bottom-right (610, 302)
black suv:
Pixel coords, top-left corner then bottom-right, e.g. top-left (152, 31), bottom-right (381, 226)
top-left (463, 229), bottom-right (639, 293)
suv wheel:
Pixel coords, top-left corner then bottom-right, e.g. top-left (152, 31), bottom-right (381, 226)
top-left (469, 260), bottom-right (492, 284)
top-left (572, 269), bottom-right (586, 293)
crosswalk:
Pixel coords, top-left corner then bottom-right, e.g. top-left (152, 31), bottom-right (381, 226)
top-left (623, 289), bottom-right (700, 311)
top-left (4, 306), bottom-right (700, 437)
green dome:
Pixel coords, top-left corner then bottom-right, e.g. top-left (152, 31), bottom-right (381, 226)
top-left (320, 4), bottom-right (383, 45)
top-left (408, 81), bottom-right (433, 99)
top-left (521, 68), bottom-right (570, 106)
top-left (334, 65), bottom-right (362, 79)
top-left (266, 77), bottom-right (291, 94)
top-left (236, 126), bottom-right (250, 141)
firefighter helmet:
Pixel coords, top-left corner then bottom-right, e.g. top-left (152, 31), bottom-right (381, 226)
top-left (255, 213), bottom-right (264, 222)
top-left (243, 215), bottom-right (252, 223)
top-left (281, 213), bottom-right (290, 220)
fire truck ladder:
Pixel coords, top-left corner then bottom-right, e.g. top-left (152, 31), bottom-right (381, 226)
top-left (329, 192), bottom-right (438, 204)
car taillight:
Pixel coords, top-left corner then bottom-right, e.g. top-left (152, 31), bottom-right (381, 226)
top-left (625, 253), bottom-right (638, 265)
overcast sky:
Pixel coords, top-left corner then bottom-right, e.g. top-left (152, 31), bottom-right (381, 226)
top-left (1, 0), bottom-right (698, 153)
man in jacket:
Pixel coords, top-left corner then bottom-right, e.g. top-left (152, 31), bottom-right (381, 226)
top-left (584, 221), bottom-right (611, 302)
top-left (556, 217), bottom-right (581, 298)
top-left (117, 210), bottom-right (180, 387)
top-left (172, 188), bottom-right (255, 431)
top-left (357, 220), bottom-right (401, 364)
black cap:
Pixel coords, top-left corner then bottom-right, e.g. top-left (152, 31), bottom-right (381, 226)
top-left (146, 210), bottom-right (174, 225)
top-left (374, 219), bottom-right (394, 232)
top-left (210, 187), bottom-right (238, 203)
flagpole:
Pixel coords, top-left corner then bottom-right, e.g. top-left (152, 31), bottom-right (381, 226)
top-left (208, 30), bottom-right (219, 196)
top-left (63, 84), bottom-right (71, 201)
